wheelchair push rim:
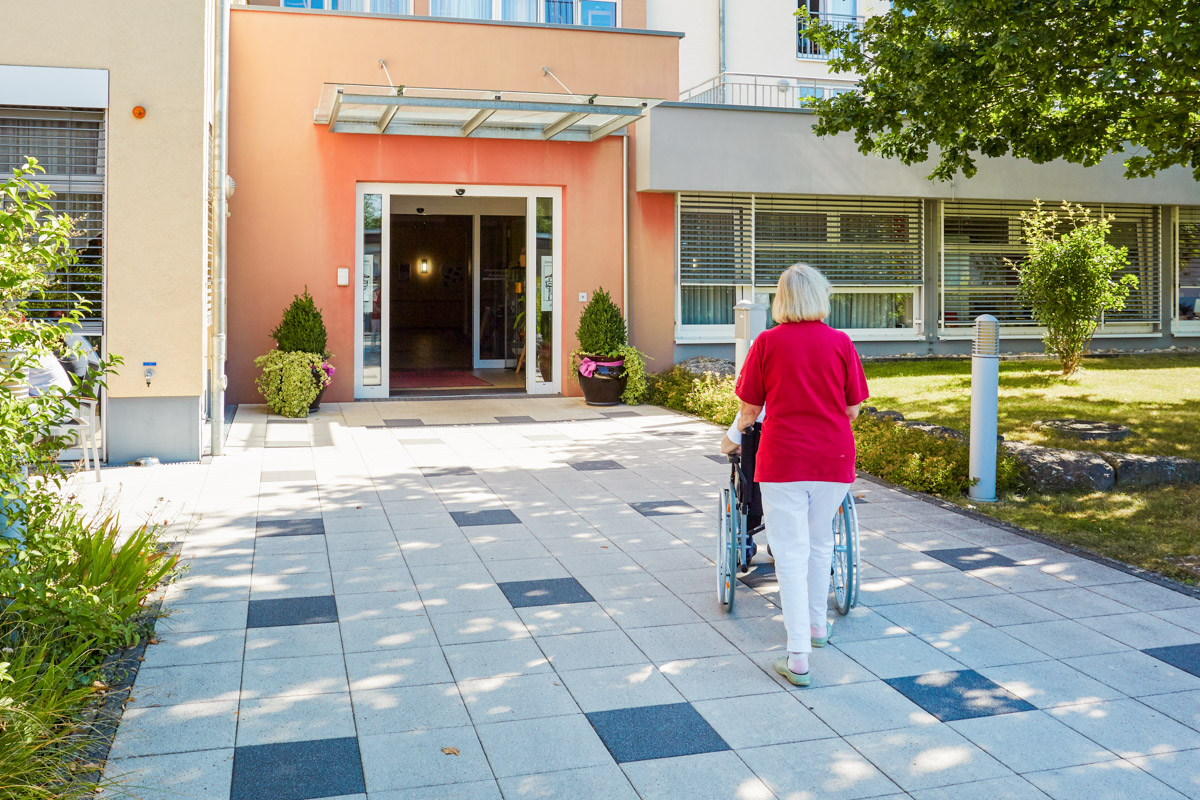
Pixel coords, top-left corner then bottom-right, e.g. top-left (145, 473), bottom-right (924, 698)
top-left (832, 493), bottom-right (858, 615)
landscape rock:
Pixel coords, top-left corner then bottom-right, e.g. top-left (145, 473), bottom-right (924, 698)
top-left (876, 410), bottom-right (906, 422)
top-left (1100, 452), bottom-right (1200, 488)
top-left (1034, 419), bottom-right (1133, 442)
top-left (903, 421), bottom-right (966, 441)
top-left (675, 356), bottom-right (736, 379)
top-left (1005, 443), bottom-right (1115, 492)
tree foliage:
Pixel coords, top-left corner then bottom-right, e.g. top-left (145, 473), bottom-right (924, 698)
top-left (270, 288), bottom-right (329, 358)
top-left (800, 1), bottom-right (1200, 181)
top-left (1009, 201), bottom-right (1135, 376)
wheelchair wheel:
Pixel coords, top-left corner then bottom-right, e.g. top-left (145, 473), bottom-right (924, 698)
top-left (832, 494), bottom-right (858, 615)
top-left (717, 487), bottom-right (736, 609)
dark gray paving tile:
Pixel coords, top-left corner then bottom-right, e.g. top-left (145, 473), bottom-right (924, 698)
top-left (257, 519), bottom-right (325, 537)
top-left (422, 466), bottom-right (475, 478)
top-left (738, 562), bottom-right (776, 590)
top-left (923, 547), bottom-right (1018, 571)
top-left (853, 496), bottom-right (871, 504)
top-left (630, 501), bottom-right (699, 517)
top-left (499, 578), bottom-right (595, 608)
top-left (247, 596), bottom-right (339, 629)
top-left (384, 419), bottom-right (425, 428)
top-left (495, 415), bottom-right (535, 424)
top-left (1144, 643), bottom-right (1200, 677)
top-left (452, 509), bottom-right (520, 527)
top-left (706, 454), bottom-right (729, 464)
top-left (886, 670), bottom-right (1036, 722)
top-left (571, 460), bottom-right (625, 471)
top-left (262, 471), bottom-right (317, 483)
top-left (587, 703), bottom-right (729, 763)
top-left (231, 736), bottom-right (365, 800)
top-left (601, 410), bottom-right (639, 418)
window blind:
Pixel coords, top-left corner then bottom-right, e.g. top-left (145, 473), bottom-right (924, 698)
top-left (942, 201), bottom-right (1160, 329)
top-left (0, 107), bottom-right (105, 331)
top-left (679, 194), bottom-right (753, 286)
top-left (1179, 207), bottom-right (1200, 321)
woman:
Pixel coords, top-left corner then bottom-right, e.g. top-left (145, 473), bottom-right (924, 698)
top-left (734, 264), bottom-right (869, 687)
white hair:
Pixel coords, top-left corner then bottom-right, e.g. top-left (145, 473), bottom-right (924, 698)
top-left (772, 263), bottom-right (831, 323)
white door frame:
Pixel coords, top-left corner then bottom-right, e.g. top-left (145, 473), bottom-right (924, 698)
top-left (354, 182), bottom-right (563, 397)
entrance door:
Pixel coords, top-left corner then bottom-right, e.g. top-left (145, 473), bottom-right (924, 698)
top-left (475, 215), bottom-right (525, 369)
top-left (355, 192), bottom-right (389, 399)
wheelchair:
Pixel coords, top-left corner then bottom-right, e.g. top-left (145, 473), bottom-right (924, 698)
top-left (718, 422), bottom-right (860, 615)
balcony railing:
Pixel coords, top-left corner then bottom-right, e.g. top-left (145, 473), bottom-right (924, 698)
top-left (679, 72), bottom-right (859, 109)
top-left (797, 12), bottom-right (862, 60)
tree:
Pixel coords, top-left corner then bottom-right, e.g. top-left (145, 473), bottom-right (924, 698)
top-left (1009, 201), bottom-right (1136, 376)
top-left (799, 1), bottom-right (1200, 181)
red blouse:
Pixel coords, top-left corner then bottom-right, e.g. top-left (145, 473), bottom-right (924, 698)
top-left (734, 321), bottom-right (869, 483)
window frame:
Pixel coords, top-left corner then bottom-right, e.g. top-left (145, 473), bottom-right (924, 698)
top-left (1176, 206), bottom-right (1200, 336)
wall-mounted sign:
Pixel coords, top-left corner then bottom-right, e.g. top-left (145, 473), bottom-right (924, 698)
top-left (540, 256), bottom-right (554, 311)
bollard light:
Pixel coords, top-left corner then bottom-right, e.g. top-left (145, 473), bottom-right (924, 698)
top-left (734, 300), bottom-right (768, 375)
top-left (969, 315), bottom-right (1000, 502)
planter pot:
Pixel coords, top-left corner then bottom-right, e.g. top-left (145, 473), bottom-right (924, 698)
top-left (577, 355), bottom-right (626, 406)
top-left (56, 351), bottom-right (89, 378)
top-left (310, 369), bottom-right (329, 412)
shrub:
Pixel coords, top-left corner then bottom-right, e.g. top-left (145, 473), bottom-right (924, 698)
top-left (1010, 201), bottom-right (1136, 376)
top-left (255, 350), bottom-right (330, 418)
top-left (270, 288), bottom-right (329, 357)
top-left (648, 366), bottom-right (739, 426)
top-left (575, 287), bottom-right (626, 355)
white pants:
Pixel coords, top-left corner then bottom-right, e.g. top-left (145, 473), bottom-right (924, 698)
top-left (761, 481), bottom-right (852, 654)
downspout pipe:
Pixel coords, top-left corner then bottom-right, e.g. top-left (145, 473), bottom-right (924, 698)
top-left (719, 0), bottom-right (726, 76)
top-left (622, 134), bottom-right (629, 319)
top-left (210, 0), bottom-right (230, 458)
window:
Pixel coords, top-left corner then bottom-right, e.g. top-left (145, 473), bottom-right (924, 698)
top-left (284, 0), bottom-right (412, 11)
top-left (421, 0), bottom-right (616, 23)
top-left (677, 194), bottom-right (923, 339)
top-left (0, 107), bottom-right (105, 332)
top-left (942, 201), bottom-right (1160, 332)
top-left (798, 0), bottom-right (860, 60)
top-left (580, 0), bottom-right (616, 25)
top-left (1179, 208), bottom-right (1200, 327)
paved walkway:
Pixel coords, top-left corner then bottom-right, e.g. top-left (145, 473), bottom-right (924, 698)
top-left (77, 398), bottom-right (1200, 800)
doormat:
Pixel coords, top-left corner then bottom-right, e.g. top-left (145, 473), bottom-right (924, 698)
top-left (390, 370), bottom-right (492, 389)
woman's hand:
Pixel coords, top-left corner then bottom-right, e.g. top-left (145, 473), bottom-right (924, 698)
top-left (720, 435), bottom-right (742, 456)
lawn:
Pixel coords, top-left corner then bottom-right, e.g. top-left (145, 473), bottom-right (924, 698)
top-left (863, 354), bottom-right (1200, 583)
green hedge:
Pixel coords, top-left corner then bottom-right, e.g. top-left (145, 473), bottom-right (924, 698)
top-left (649, 366), bottom-right (1025, 498)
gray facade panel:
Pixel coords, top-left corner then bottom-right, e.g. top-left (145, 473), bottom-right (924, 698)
top-left (640, 105), bottom-right (1200, 205)
top-left (107, 396), bottom-right (202, 464)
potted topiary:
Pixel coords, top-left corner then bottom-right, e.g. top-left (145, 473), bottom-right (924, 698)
top-left (258, 288), bottom-right (334, 416)
top-left (570, 287), bottom-right (648, 406)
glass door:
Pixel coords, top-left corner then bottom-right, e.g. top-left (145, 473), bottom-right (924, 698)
top-left (526, 196), bottom-right (559, 393)
top-left (475, 215), bottom-right (525, 369)
top-left (355, 191), bottom-right (390, 399)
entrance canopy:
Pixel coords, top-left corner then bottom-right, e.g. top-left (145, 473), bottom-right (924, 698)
top-left (314, 83), bottom-right (661, 142)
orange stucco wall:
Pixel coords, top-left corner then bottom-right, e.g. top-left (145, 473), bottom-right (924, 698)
top-left (227, 8), bottom-right (677, 402)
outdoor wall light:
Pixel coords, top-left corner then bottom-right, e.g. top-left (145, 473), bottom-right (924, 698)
top-left (420, 259), bottom-right (430, 274)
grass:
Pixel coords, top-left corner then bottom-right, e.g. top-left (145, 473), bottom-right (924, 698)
top-left (864, 354), bottom-right (1200, 461)
top-left (863, 354), bottom-right (1200, 584)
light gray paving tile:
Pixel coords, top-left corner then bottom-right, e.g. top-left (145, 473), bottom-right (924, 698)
top-left (746, 644), bottom-right (881, 689)
top-left (906, 570), bottom-right (1009, 600)
top-left (359, 727), bottom-right (494, 793)
top-left (323, 513), bottom-right (392, 534)
top-left (575, 571), bottom-right (671, 601)
top-left (1129, 749), bottom-right (1200, 800)
top-left (918, 626), bottom-right (1050, 669)
top-left (659, 653), bottom-right (783, 702)
top-left (345, 645), bottom-right (454, 692)
top-left (867, 550), bottom-right (961, 577)
top-left (949, 709), bottom-right (1118, 773)
top-left (801, 679), bottom-right (938, 735)
top-left (1049, 699), bottom-right (1200, 758)
top-left (948, 594), bottom-right (1065, 627)
top-left (332, 568), bottom-right (416, 595)
top-left (352, 683), bottom-right (470, 735)
top-left (1019, 587), bottom-right (1136, 619)
top-left (236, 691), bottom-right (357, 746)
top-left (429, 608), bottom-right (532, 645)
top-left (243, 621), bottom-right (343, 661)
top-left (1064, 651), bottom-right (1200, 697)
top-left (240, 654), bottom-right (349, 700)
top-left (909, 776), bottom-right (1052, 800)
top-left (1139, 689), bottom-right (1200, 731)
top-left (535, 629), bottom-right (648, 672)
top-left (678, 587), bottom-right (782, 622)
top-left (251, 533), bottom-right (328, 556)
top-left (971, 566), bottom-right (1073, 594)
top-left (104, 749), bottom-right (234, 800)
top-left (475, 714), bottom-right (614, 779)
top-left (737, 739), bottom-right (899, 800)
top-left (327, 546), bottom-right (405, 572)
top-left (341, 615), bottom-right (439, 653)
top-left (324, 529), bottom-right (401, 552)
top-left (472, 540), bottom-right (552, 563)
top-left (442, 639), bottom-right (552, 681)
top-left (496, 765), bottom-right (638, 800)
top-left (599, 595), bottom-right (705, 629)
top-left (1153, 607), bottom-right (1200, 635)
top-left (109, 700), bottom-right (238, 758)
top-left (621, 752), bottom-right (774, 800)
top-left (140, 629), bottom-right (246, 669)
top-left (1039, 559), bottom-right (1143, 587)
top-left (999, 619), bottom-right (1130, 660)
top-left (482, 557), bottom-right (572, 583)
top-left (515, 602), bottom-right (618, 637)
top-left (877, 600), bottom-right (981, 635)
top-left (335, 590), bottom-right (426, 621)
top-left (249, 572), bottom-right (334, 600)
top-left (556, 551), bottom-right (644, 577)
top-left (369, 781), bottom-right (502, 800)
top-left (710, 615), bottom-right (787, 654)
top-left (837, 634), bottom-right (967, 680)
top-left (458, 672), bottom-right (580, 723)
top-left (388, 510), bottom-right (457, 531)
top-left (1077, 612), bottom-right (1200, 650)
top-left (157, 600), bottom-right (248, 633)
top-left (625, 622), bottom-right (740, 663)
top-left (409, 560), bottom-right (497, 592)
top-left (845, 724), bottom-right (1013, 792)
top-left (398, 541), bottom-right (482, 567)
top-left (1088, 582), bottom-right (1200, 613)
top-left (694, 691), bottom-right (837, 749)
top-left (558, 663), bottom-right (685, 713)
top-left (856, 573), bottom-right (936, 606)
top-left (130, 661), bottom-right (243, 708)
top-left (627, 545), bottom-right (714, 573)
top-left (538, 533), bottom-right (618, 558)
top-left (977, 659), bottom-right (1125, 709)
top-left (1024, 759), bottom-right (1192, 800)
top-left (250, 550), bottom-right (330, 575)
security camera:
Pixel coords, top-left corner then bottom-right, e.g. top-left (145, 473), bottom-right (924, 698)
top-left (416, 207), bottom-right (425, 214)
top-left (455, 187), bottom-right (466, 196)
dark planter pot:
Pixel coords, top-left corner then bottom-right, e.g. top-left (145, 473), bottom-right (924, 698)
top-left (310, 369), bottom-right (328, 412)
top-left (577, 355), bottom-right (626, 406)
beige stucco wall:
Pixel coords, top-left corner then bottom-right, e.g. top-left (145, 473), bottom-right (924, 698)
top-left (2, 0), bottom-right (212, 400)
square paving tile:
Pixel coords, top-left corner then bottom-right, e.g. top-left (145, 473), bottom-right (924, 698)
top-left (705, 454), bottom-right (728, 464)
top-left (924, 547), bottom-right (1019, 571)
top-left (837, 634), bottom-right (966, 679)
top-left (475, 714), bottom-right (614, 779)
top-left (458, 672), bottom-right (580, 723)
top-left (535, 630), bottom-right (647, 672)
top-left (422, 466), bottom-right (475, 478)
top-left (262, 471), bottom-right (317, 483)
top-left (132, 661), bottom-right (244, 708)
top-left (559, 663), bottom-right (685, 713)
top-left (236, 692), bottom-right (357, 746)
top-left (658, 654), bottom-right (781, 701)
top-left (587, 702), bottom-right (729, 763)
top-left (1025, 759), bottom-right (1192, 800)
top-left (600, 410), bottom-right (639, 418)
top-left (494, 415), bottom-right (535, 424)
top-left (384, 419), bottom-right (425, 428)
top-left (1049, 698), bottom-right (1200, 758)
top-left (1143, 643), bottom-right (1200, 677)
top-left (247, 595), bottom-right (339, 629)
top-left (359, 727), bottom-right (493, 792)
top-left (693, 692), bottom-right (835, 748)
top-left (231, 737), bottom-right (365, 800)
top-left (442, 639), bottom-right (552, 681)
top-left (257, 518), bottom-right (326, 537)
top-left (736, 739), bottom-right (900, 800)
top-left (949, 709), bottom-right (1117, 773)
top-left (496, 765), bottom-right (638, 800)
top-left (451, 509), bottom-right (521, 527)
top-left (498, 577), bottom-right (595, 608)
top-left (344, 646), bottom-right (454, 692)
top-left (800, 680), bottom-right (938, 735)
top-left (241, 655), bottom-right (350, 700)
top-left (1065, 649), bottom-right (1200, 696)
top-left (886, 670), bottom-right (1037, 722)
top-left (976, 659), bottom-right (1124, 709)
top-left (352, 683), bottom-right (470, 736)
top-left (571, 460), bottom-right (625, 471)
top-left (629, 500), bottom-right (699, 517)
top-left (621, 751), bottom-right (773, 800)
top-left (109, 700), bottom-right (238, 758)
top-left (844, 724), bottom-right (1012, 792)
